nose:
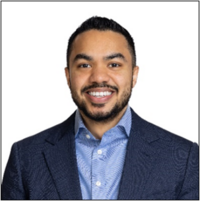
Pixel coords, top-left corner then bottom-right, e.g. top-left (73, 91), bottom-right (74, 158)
top-left (89, 65), bottom-right (110, 84)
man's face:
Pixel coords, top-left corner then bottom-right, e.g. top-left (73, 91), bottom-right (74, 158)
top-left (65, 30), bottom-right (139, 122)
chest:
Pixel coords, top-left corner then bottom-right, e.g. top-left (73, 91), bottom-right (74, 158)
top-left (76, 133), bottom-right (128, 199)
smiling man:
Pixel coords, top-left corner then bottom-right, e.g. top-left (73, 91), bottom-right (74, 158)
top-left (66, 29), bottom-right (138, 140)
top-left (2, 16), bottom-right (199, 200)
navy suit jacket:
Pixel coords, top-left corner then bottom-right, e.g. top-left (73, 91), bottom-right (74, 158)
top-left (2, 109), bottom-right (199, 199)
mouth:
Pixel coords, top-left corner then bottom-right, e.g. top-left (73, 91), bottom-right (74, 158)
top-left (85, 88), bottom-right (115, 103)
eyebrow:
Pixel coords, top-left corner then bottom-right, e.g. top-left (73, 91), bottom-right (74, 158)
top-left (72, 52), bottom-right (127, 64)
top-left (73, 54), bottom-right (93, 63)
top-left (104, 53), bottom-right (127, 62)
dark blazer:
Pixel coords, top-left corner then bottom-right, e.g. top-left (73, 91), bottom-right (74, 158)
top-left (2, 109), bottom-right (199, 200)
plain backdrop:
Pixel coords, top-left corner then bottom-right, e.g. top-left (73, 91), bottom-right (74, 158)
top-left (2, 2), bottom-right (198, 177)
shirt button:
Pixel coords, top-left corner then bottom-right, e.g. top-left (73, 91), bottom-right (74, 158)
top-left (96, 181), bottom-right (101, 186)
top-left (86, 134), bottom-right (90, 139)
top-left (97, 149), bottom-right (102, 155)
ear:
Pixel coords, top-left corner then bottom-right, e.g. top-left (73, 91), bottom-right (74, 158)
top-left (132, 66), bottom-right (139, 88)
top-left (65, 67), bottom-right (71, 88)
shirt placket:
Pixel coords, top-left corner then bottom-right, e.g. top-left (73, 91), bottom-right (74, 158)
top-left (91, 145), bottom-right (105, 199)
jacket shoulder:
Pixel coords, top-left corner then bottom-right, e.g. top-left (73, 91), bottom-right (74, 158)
top-left (16, 111), bottom-right (76, 148)
top-left (148, 120), bottom-right (196, 147)
top-left (131, 109), bottom-right (197, 149)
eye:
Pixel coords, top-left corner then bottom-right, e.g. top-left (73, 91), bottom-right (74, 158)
top-left (78, 64), bottom-right (91, 68)
top-left (109, 63), bottom-right (121, 68)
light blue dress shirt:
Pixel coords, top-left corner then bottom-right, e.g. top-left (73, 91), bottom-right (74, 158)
top-left (75, 106), bottom-right (131, 199)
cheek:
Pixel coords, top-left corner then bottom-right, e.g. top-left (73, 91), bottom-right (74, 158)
top-left (112, 72), bottom-right (132, 89)
top-left (70, 72), bottom-right (88, 92)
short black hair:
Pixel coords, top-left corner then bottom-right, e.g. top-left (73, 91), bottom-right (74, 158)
top-left (66, 16), bottom-right (136, 68)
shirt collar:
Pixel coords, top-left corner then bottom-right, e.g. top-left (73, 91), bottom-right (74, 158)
top-left (74, 105), bottom-right (131, 138)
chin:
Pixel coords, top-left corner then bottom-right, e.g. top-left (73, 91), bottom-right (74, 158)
top-left (80, 102), bottom-right (126, 122)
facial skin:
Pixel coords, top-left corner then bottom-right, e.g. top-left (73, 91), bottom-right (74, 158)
top-left (65, 30), bottom-right (139, 139)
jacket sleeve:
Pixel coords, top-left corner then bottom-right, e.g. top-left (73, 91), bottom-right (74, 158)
top-left (1, 143), bottom-right (27, 200)
top-left (177, 142), bottom-right (199, 200)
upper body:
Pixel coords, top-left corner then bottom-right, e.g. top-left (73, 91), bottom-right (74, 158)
top-left (2, 108), bottom-right (199, 200)
top-left (2, 16), bottom-right (199, 199)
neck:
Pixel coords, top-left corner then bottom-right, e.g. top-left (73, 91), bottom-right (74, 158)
top-left (79, 106), bottom-right (128, 139)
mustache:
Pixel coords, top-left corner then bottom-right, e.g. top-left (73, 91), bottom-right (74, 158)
top-left (81, 82), bottom-right (118, 93)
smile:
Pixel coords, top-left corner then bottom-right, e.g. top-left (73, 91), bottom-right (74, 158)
top-left (85, 88), bottom-right (115, 103)
top-left (88, 91), bottom-right (112, 98)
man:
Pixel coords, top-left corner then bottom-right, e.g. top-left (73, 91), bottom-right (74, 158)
top-left (2, 16), bottom-right (199, 200)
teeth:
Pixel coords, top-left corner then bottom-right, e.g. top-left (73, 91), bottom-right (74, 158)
top-left (89, 91), bottom-right (112, 97)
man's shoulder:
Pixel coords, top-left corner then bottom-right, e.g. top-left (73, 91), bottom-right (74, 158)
top-left (131, 109), bottom-right (197, 149)
top-left (143, 120), bottom-right (198, 158)
top-left (148, 120), bottom-right (195, 147)
top-left (16, 111), bottom-right (76, 148)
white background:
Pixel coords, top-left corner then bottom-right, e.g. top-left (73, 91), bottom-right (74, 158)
top-left (2, 2), bottom-right (198, 177)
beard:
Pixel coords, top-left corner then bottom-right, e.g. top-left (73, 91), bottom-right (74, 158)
top-left (70, 82), bottom-right (132, 123)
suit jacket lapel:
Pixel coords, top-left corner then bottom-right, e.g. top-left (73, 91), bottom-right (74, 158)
top-left (43, 112), bottom-right (82, 200)
top-left (118, 109), bottom-right (160, 200)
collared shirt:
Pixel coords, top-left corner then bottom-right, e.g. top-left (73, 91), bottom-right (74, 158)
top-left (74, 106), bottom-right (131, 200)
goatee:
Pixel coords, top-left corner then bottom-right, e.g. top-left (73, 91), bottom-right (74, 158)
top-left (70, 82), bottom-right (132, 123)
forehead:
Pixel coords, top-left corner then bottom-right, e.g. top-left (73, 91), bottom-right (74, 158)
top-left (70, 30), bottom-right (132, 61)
